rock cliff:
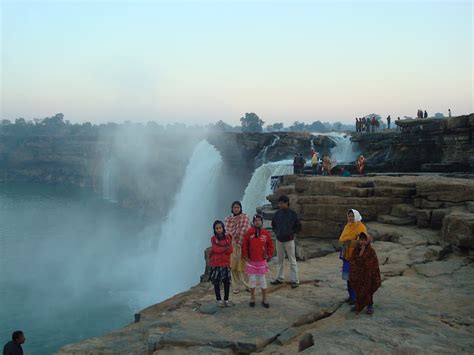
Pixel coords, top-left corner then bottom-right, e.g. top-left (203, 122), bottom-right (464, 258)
top-left (352, 114), bottom-right (474, 173)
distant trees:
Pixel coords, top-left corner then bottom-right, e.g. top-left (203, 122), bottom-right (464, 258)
top-left (240, 112), bottom-right (264, 133)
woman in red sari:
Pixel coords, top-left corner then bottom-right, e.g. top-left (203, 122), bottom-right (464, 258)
top-left (349, 232), bottom-right (381, 315)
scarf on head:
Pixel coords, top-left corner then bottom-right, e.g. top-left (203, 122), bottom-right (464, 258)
top-left (339, 209), bottom-right (366, 260)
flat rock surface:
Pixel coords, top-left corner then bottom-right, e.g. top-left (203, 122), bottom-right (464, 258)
top-left (57, 223), bottom-right (474, 354)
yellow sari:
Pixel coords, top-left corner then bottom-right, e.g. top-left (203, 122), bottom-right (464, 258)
top-left (339, 222), bottom-right (367, 260)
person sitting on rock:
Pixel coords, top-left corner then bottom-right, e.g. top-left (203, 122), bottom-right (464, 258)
top-left (224, 201), bottom-right (251, 294)
top-left (349, 232), bottom-right (381, 315)
top-left (208, 220), bottom-right (233, 307)
top-left (338, 209), bottom-right (368, 305)
top-left (242, 214), bottom-right (274, 308)
top-left (270, 195), bottom-right (302, 288)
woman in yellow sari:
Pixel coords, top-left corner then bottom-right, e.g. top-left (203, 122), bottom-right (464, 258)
top-left (339, 209), bottom-right (367, 304)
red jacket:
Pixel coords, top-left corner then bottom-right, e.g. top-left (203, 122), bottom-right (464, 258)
top-left (242, 227), bottom-right (274, 262)
top-left (209, 234), bottom-right (233, 267)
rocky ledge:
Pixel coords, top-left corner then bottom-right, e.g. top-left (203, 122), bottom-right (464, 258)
top-left (57, 175), bottom-right (474, 354)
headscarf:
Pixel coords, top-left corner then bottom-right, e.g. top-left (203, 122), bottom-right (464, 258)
top-left (339, 209), bottom-right (367, 260)
top-left (231, 201), bottom-right (243, 216)
top-left (351, 209), bottom-right (362, 222)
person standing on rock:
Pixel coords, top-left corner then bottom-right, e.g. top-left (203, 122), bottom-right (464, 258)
top-left (311, 150), bottom-right (319, 176)
top-left (242, 214), bottom-right (274, 308)
top-left (349, 232), bottom-right (381, 315)
top-left (208, 220), bottom-right (233, 307)
top-left (424, 110), bottom-right (428, 118)
top-left (338, 209), bottom-right (368, 304)
top-left (3, 330), bottom-right (26, 355)
top-left (270, 195), bottom-right (302, 288)
top-left (298, 153), bottom-right (306, 174)
top-left (224, 201), bottom-right (250, 294)
top-left (293, 153), bottom-right (299, 174)
top-left (386, 115), bottom-right (391, 130)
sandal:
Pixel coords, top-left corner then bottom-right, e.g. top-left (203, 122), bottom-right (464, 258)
top-left (367, 306), bottom-right (374, 315)
top-left (249, 301), bottom-right (255, 307)
top-left (270, 279), bottom-right (283, 285)
top-left (262, 301), bottom-right (270, 308)
top-left (232, 289), bottom-right (240, 294)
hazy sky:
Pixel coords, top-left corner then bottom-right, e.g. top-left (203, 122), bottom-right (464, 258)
top-left (1, 0), bottom-right (472, 125)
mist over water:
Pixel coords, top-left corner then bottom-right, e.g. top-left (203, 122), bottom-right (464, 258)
top-left (0, 138), bottom-right (225, 354)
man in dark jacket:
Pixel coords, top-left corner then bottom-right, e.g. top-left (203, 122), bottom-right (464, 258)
top-left (270, 195), bottom-right (302, 288)
top-left (3, 331), bottom-right (25, 355)
top-left (293, 153), bottom-right (299, 174)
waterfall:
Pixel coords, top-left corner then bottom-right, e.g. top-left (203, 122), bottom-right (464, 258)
top-left (102, 157), bottom-right (118, 202)
top-left (312, 132), bottom-right (359, 166)
top-left (256, 135), bottom-right (280, 164)
top-left (242, 160), bottom-right (293, 215)
top-left (147, 140), bottom-right (223, 302)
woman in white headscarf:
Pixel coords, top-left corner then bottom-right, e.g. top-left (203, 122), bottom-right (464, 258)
top-left (338, 209), bottom-right (367, 304)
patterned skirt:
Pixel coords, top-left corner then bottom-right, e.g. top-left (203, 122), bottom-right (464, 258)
top-left (245, 260), bottom-right (269, 275)
top-left (209, 266), bottom-right (232, 283)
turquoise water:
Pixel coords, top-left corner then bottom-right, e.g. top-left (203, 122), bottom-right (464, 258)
top-left (0, 183), bottom-right (152, 354)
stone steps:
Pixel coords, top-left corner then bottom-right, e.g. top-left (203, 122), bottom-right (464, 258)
top-left (377, 214), bottom-right (417, 226)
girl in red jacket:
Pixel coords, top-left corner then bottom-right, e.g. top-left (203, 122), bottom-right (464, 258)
top-left (208, 220), bottom-right (233, 307)
top-left (242, 214), bottom-right (274, 308)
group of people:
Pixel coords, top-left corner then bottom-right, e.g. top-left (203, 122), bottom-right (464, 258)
top-left (292, 153), bottom-right (306, 174)
top-left (208, 197), bottom-right (382, 315)
top-left (416, 110), bottom-right (428, 119)
top-left (355, 117), bottom-right (379, 133)
top-left (208, 196), bottom-right (301, 308)
top-left (294, 150), bottom-right (333, 176)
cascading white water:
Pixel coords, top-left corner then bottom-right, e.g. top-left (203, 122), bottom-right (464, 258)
top-left (256, 134), bottom-right (280, 164)
top-left (146, 140), bottom-right (223, 302)
top-left (242, 160), bottom-right (293, 215)
top-left (312, 132), bottom-right (359, 165)
top-left (102, 157), bottom-right (119, 202)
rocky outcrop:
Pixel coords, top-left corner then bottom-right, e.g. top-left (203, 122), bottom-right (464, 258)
top-left (56, 221), bottom-right (474, 354)
top-left (266, 175), bottom-right (474, 252)
top-left (351, 114), bottom-right (474, 173)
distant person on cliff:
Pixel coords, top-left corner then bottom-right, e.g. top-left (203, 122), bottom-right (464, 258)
top-left (208, 220), bottom-right (233, 307)
top-left (424, 110), bottom-right (428, 118)
top-left (355, 118), bottom-right (359, 132)
top-left (322, 155), bottom-right (332, 176)
top-left (338, 209), bottom-right (368, 305)
top-left (448, 108), bottom-right (452, 117)
top-left (270, 195), bottom-right (302, 288)
top-left (242, 214), bottom-right (274, 308)
top-left (3, 330), bottom-right (25, 355)
top-left (311, 151), bottom-right (319, 175)
top-left (224, 201), bottom-right (250, 294)
top-left (298, 153), bottom-right (306, 174)
top-left (293, 153), bottom-right (299, 174)
top-left (370, 117), bottom-right (376, 133)
top-left (356, 155), bottom-right (365, 175)
top-left (349, 232), bottom-right (381, 315)
top-left (397, 117), bottom-right (400, 131)
top-left (386, 115), bottom-right (391, 129)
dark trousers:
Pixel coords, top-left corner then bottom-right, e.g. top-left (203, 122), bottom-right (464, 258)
top-left (347, 281), bottom-right (356, 301)
top-left (213, 278), bottom-right (230, 301)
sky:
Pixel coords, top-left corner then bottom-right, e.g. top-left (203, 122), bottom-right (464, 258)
top-left (1, 0), bottom-right (473, 125)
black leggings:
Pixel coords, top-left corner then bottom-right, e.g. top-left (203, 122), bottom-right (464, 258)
top-left (213, 278), bottom-right (230, 301)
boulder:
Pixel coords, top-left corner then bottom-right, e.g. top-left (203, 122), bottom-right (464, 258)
top-left (441, 211), bottom-right (474, 249)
